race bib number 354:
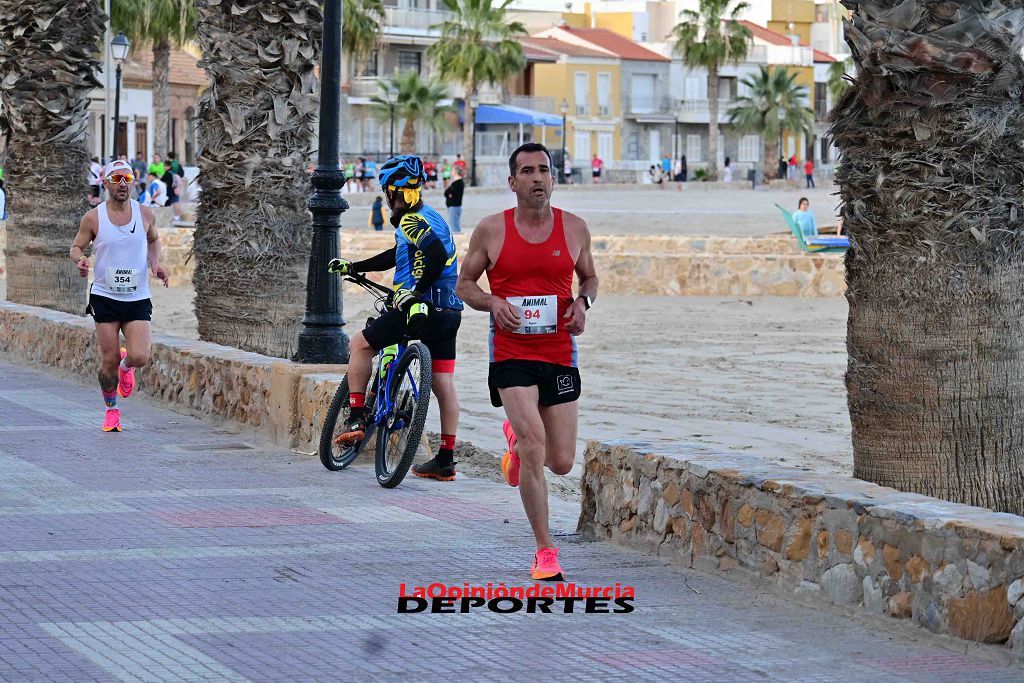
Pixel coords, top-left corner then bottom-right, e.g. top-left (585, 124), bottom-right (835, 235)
top-left (106, 267), bottom-right (140, 294)
top-left (506, 294), bottom-right (557, 335)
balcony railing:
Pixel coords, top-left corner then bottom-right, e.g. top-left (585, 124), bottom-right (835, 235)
top-left (627, 95), bottom-right (672, 114)
top-left (678, 99), bottom-right (735, 114)
top-left (575, 103), bottom-right (589, 116)
top-left (349, 78), bottom-right (384, 98)
top-left (383, 8), bottom-right (452, 31)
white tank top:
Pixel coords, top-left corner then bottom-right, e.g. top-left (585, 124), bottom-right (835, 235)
top-left (91, 200), bottom-right (151, 302)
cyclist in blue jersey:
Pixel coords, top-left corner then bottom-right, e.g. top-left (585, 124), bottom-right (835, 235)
top-left (328, 155), bottom-right (464, 481)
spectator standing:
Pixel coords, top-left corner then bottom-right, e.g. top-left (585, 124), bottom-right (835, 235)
top-left (161, 165), bottom-right (179, 218)
top-left (453, 154), bottom-right (467, 179)
top-left (131, 153), bottom-right (147, 182)
top-left (89, 157), bottom-right (103, 200)
top-left (788, 154), bottom-right (797, 180)
top-left (369, 195), bottom-right (387, 231)
top-left (591, 153), bottom-right (603, 183)
top-left (563, 155), bottom-right (573, 184)
top-left (364, 158), bottom-right (377, 191)
top-left (804, 158), bottom-right (815, 188)
top-left (660, 153), bottom-right (672, 178)
top-left (777, 156), bottom-right (787, 181)
top-left (343, 159), bottom-right (355, 192)
top-left (148, 153), bottom-right (165, 179)
top-left (425, 158), bottom-right (438, 189)
top-left (441, 158), bottom-right (452, 188)
top-left (677, 154), bottom-right (688, 182)
top-left (444, 167), bottom-right (465, 233)
top-left (723, 156), bottom-right (733, 183)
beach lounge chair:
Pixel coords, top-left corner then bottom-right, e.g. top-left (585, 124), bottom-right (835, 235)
top-left (775, 204), bottom-right (850, 254)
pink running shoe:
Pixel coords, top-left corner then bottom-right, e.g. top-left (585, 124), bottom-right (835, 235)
top-left (102, 408), bottom-right (122, 432)
top-left (117, 347), bottom-right (134, 398)
top-left (501, 419), bottom-right (519, 487)
top-left (531, 547), bottom-right (564, 582)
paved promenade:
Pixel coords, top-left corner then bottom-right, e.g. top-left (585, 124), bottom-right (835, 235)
top-left (0, 359), bottom-right (1018, 681)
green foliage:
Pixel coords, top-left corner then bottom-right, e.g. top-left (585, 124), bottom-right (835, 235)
top-left (827, 58), bottom-right (853, 100)
top-left (694, 168), bottom-right (708, 181)
top-left (728, 66), bottom-right (814, 140)
top-left (111, 0), bottom-right (196, 48)
top-left (671, 0), bottom-right (751, 70)
top-left (344, 0), bottom-right (383, 65)
top-left (371, 70), bottom-right (454, 134)
top-left (427, 0), bottom-right (527, 93)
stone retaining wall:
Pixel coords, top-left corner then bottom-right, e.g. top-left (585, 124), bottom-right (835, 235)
top-left (3, 225), bottom-right (843, 298)
top-left (578, 440), bottom-right (1024, 657)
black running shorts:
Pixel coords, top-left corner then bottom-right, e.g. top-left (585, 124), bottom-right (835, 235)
top-left (86, 293), bottom-right (153, 324)
top-left (362, 307), bottom-right (461, 366)
top-left (488, 360), bottom-right (581, 408)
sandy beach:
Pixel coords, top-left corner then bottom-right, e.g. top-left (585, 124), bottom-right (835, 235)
top-left (139, 283), bottom-right (853, 478)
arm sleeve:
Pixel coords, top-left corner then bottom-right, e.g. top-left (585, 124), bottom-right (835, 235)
top-left (351, 247), bottom-right (396, 273)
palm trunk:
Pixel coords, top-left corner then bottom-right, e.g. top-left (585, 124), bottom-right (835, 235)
top-left (152, 39), bottom-right (171, 159)
top-left (763, 136), bottom-right (779, 181)
top-left (706, 65), bottom-right (720, 182)
top-left (464, 73), bottom-right (475, 186)
top-left (0, 0), bottom-right (102, 314)
top-left (833, 0), bottom-right (1024, 514)
top-left (192, 0), bottom-right (321, 359)
top-left (401, 117), bottom-right (416, 154)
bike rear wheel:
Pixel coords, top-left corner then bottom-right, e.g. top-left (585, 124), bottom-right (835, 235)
top-left (319, 373), bottom-right (378, 471)
top-left (375, 342), bottom-right (432, 488)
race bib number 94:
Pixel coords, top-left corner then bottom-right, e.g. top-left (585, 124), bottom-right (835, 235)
top-left (106, 267), bottom-right (141, 294)
top-left (507, 295), bottom-right (557, 335)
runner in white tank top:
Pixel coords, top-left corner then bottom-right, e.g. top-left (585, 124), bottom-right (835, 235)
top-left (69, 160), bottom-right (169, 432)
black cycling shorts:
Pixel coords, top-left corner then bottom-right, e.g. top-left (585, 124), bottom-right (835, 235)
top-left (86, 293), bottom-right (153, 324)
top-left (488, 360), bottom-right (581, 408)
top-left (363, 307), bottom-right (461, 369)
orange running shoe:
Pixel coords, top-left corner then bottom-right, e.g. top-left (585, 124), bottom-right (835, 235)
top-left (501, 419), bottom-right (520, 487)
top-left (102, 408), bottom-right (122, 432)
top-left (117, 347), bottom-right (135, 398)
top-left (531, 547), bottom-right (564, 582)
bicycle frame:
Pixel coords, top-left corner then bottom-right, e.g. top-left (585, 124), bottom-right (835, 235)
top-left (341, 272), bottom-right (424, 435)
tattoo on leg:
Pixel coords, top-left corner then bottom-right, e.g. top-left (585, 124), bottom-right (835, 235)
top-left (99, 371), bottom-right (117, 394)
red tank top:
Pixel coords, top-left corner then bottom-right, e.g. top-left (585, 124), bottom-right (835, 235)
top-left (488, 208), bottom-right (577, 367)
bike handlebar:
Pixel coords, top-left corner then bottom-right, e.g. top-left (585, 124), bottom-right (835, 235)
top-left (342, 271), bottom-right (396, 306)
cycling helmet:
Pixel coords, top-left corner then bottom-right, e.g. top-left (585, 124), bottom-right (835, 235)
top-left (378, 155), bottom-right (426, 189)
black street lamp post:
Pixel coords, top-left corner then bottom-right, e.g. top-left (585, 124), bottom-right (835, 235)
top-left (469, 93), bottom-right (478, 187)
top-left (110, 33), bottom-right (130, 162)
top-left (559, 98), bottom-right (569, 184)
top-left (295, 0), bottom-right (349, 363)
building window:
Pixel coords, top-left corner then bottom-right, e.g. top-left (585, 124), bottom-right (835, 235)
top-left (364, 118), bottom-right (381, 153)
top-left (739, 135), bottom-right (760, 162)
top-left (626, 132), bottom-right (640, 159)
top-left (598, 132), bottom-right (613, 163)
top-left (574, 72), bottom-right (589, 115)
top-left (686, 134), bottom-right (702, 162)
top-left (816, 3), bottom-right (830, 22)
top-left (814, 82), bottom-right (828, 120)
top-left (359, 50), bottom-right (379, 78)
top-left (597, 72), bottom-right (612, 116)
top-left (397, 50), bottom-right (421, 74)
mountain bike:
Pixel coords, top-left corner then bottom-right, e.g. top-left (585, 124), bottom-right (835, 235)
top-left (318, 272), bottom-right (433, 488)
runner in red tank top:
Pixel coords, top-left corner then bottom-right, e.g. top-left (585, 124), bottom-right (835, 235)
top-left (457, 143), bottom-right (599, 582)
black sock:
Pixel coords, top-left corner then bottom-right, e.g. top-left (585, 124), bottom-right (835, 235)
top-left (436, 448), bottom-right (454, 467)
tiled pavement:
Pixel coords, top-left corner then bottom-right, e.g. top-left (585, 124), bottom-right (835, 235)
top-left (0, 359), bottom-right (1019, 682)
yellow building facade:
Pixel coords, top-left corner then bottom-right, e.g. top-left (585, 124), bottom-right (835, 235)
top-left (767, 0), bottom-right (816, 45)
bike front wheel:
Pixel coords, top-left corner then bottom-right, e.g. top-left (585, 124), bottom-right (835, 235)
top-left (375, 342), bottom-right (432, 488)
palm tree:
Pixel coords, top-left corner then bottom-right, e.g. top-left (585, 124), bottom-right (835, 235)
top-left (672, 0), bottom-right (751, 182)
top-left (827, 57), bottom-right (853, 101)
top-left (728, 66), bottom-right (813, 181)
top-left (831, 1), bottom-right (1024, 515)
top-left (428, 0), bottom-right (526, 185)
top-left (371, 71), bottom-right (454, 154)
top-left (112, 0), bottom-right (197, 160)
top-left (344, 0), bottom-right (384, 81)
top-left (0, 0), bottom-right (103, 314)
top-left (191, 0), bottom-right (322, 358)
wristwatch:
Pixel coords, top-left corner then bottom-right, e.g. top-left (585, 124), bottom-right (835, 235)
top-left (578, 295), bottom-right (593, 310)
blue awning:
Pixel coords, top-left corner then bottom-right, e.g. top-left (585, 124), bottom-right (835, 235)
top-left (473, 104), bottom-right (565, 127)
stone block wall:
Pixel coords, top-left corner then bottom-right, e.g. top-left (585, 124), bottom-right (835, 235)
top-left (2, 225), bottom-right (844, 297)
top-left (578, 440), bottom-right (1024, 655)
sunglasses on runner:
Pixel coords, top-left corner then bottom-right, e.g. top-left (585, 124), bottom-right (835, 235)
top-left (106, 172), bottom-right (134, 185)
